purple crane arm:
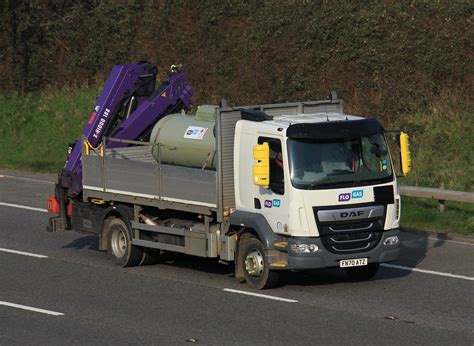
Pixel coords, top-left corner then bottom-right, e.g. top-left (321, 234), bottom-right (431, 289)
top-left (59, 64), bottom-right (194, 196)
top-left (63, 63), bottom-right (156, 184)
top-left (108, 71), bottom-right (193, 147)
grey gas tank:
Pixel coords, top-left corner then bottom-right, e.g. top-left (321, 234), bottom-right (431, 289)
top-left (150, 105), bottom-right (217, 170)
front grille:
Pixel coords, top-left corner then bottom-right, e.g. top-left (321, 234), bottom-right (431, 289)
top-left (321, 231), bottom-right (382, 254)
top-left (328, 221), bottom-right (373, 232)
top-left (316, 216), bottom-right (385, 236)
top-left (314, 203), bottom-right (386, 254)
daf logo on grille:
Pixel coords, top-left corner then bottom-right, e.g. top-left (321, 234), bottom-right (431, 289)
top-left (317, 205), bottom-right (384, 222)
top-left (340, 210), bottom-right (365, 218)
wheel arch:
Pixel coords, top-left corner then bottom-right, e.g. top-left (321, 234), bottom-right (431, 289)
top-left (228, 211), bottom-right (282, 250)
top-left (99, 204), bottom-right (134, 251)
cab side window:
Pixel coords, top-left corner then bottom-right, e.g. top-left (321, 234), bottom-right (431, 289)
top-left (258, 137), bottom-right (284, 195)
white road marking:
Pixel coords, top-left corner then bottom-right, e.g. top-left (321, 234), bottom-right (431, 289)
top-left (403, 232), bottom-right (474, 247)
top-left (223, 288), bottom-right (298, 303)
top-left (0, 174), bottom-right (55, 184)
top-left (0, 202), bottom-right (48, 213)
top-left (0, 248), bottom-right (48, 258)
top-left (427, 237), bottom-right (474, 246)
top-left (381, 263), bottom-right (474, 281)
top-left (0, 301), bottom-right (64, 316)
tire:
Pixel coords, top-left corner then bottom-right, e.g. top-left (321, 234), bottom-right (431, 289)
top-left (345, 263), bottom-right (380, 281)
top-left (106, 217), bottom-right (143, 267)
top-left (140, 247), bottom-right (161, 266)
top-left (238, 234), bottom-right (280, 289)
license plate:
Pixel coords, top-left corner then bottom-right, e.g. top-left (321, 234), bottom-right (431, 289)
top-left (339, 258), bottom-right (368, 268)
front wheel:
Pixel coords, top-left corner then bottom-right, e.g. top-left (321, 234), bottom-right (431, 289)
top-left (238, 234), bottom-right (280, 289)
top-left (106, 217), bottom-right (143, 267)
top-left (345, 263), bottom-right (380, 281)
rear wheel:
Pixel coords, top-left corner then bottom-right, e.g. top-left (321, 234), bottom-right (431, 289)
top-left (106, 217), bottom-right (142, 267)
top-left (345, 263), bottom-right (380, 281)
top-left (140, 247), bottom-right (161, 266)
top-left (238, 234), bottom-right (280, 289)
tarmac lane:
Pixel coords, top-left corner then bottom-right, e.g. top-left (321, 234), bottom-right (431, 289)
top-left (0, 237), bottom-right (473, 345)
top-left (0, 170), bottom-right (473, 344)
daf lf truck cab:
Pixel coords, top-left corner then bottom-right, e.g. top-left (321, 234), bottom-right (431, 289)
top-left (230, 107), bottom-right (411, 288)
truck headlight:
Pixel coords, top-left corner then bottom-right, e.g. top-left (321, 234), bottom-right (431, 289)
top-left (290, 243), bottom-right (319, 253)
top-left (383, 236), bottom-right (399, 246)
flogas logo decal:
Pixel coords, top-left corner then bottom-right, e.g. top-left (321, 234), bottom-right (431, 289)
top-left (264, 199), bottom-right (281, 208)
top-left (338, 193), bottom-right (351, 202)
top-left (338, 190), bottom-right (364, 202)
top-left (183, 126), bottom-right (208, 140)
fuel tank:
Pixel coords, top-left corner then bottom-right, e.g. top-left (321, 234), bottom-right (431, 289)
top-left (150, 105), bottom-right (217, 170)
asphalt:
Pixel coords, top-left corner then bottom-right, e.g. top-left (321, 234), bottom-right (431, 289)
top-left (0, 170), bottom-right (473, 344)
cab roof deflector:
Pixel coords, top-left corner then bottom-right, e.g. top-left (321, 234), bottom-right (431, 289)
top-left (287, 118), bottom-right (383, 140)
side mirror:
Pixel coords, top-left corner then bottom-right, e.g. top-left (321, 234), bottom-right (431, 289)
top-left (253, 142), bottom-right (270, 188)
top-left (399, 132), bottom-right (412, 175)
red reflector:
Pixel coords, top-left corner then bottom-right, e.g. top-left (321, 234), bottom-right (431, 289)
top-left (47, 196), bottom-right (60, 214)
top-left (67, 201), bottom-right (73, 217)
top-left (47, 196), bottom-right (72, 217)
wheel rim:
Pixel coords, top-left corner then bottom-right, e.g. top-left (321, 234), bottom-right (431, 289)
top-left (111, 228), bottom-right (127, 258)
top-left (245, 249), bottom-right (264, 277)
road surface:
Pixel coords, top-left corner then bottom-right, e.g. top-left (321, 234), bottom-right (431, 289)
top-left (0, 170), bottom-right (473, 344)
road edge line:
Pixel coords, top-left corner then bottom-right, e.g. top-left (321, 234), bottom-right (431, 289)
top-left (223, 288), bottom-right (298, 303)
top-left (0, 301), bottom-right (64, 316)
top-left (0, 248), bottom-right (48, 258)
top-left (0, 202), bottom-right (48, 213)
top-left (0, 174), bottom-right (55, 185)
top-left (381, 263), bottom-right (474, 281)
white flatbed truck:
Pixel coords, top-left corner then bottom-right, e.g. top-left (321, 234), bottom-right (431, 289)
top-left (68, 97), bottom-right (411, 289)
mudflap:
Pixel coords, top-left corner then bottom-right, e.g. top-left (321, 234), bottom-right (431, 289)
top-left (47, 216), bottom-right (68, 232)
top-left (46, 181), bottom-right (72, 232)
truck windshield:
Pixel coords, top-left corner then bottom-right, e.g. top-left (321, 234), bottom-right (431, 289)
top-left (288, 133), bottom-right (393, 189)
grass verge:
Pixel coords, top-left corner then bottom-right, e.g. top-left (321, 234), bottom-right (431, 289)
top-left (401, 196), bottom-right (474, 236)
top-left (0, 87), bottom-right (99, 171)
top-left (0, 88), bottom-right (472, 236)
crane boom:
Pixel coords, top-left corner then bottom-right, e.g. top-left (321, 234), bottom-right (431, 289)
top-left (49, 62), bottom-right (194, 231)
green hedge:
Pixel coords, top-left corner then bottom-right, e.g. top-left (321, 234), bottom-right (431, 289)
top-left (0, 1), bottom-right (472, 192)
top-left (1, 2), bottom-right (472, 115)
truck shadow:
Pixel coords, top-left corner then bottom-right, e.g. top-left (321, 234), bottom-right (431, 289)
top-left (155, 252), bottom-right (234, 276)
top-left (151, 229), bottom-right (443, 285)
top-left (282, 229), bottom-right (443, 286)
top-left (62, 234), bottom-right (99, 251)
top-left (62, 234), bottom-right (231, 274)
top-left (62, 229), bottom-right (446, 286)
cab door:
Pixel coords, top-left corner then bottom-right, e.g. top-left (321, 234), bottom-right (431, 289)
top-left (254, 136), bottom-right (290, 235)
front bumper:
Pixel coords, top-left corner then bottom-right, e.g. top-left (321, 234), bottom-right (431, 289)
top-left (274, 229), bottom-right (400, 270)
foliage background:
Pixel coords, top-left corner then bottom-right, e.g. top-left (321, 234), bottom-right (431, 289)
top-left (0, 1), bottom-right (473, 191)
